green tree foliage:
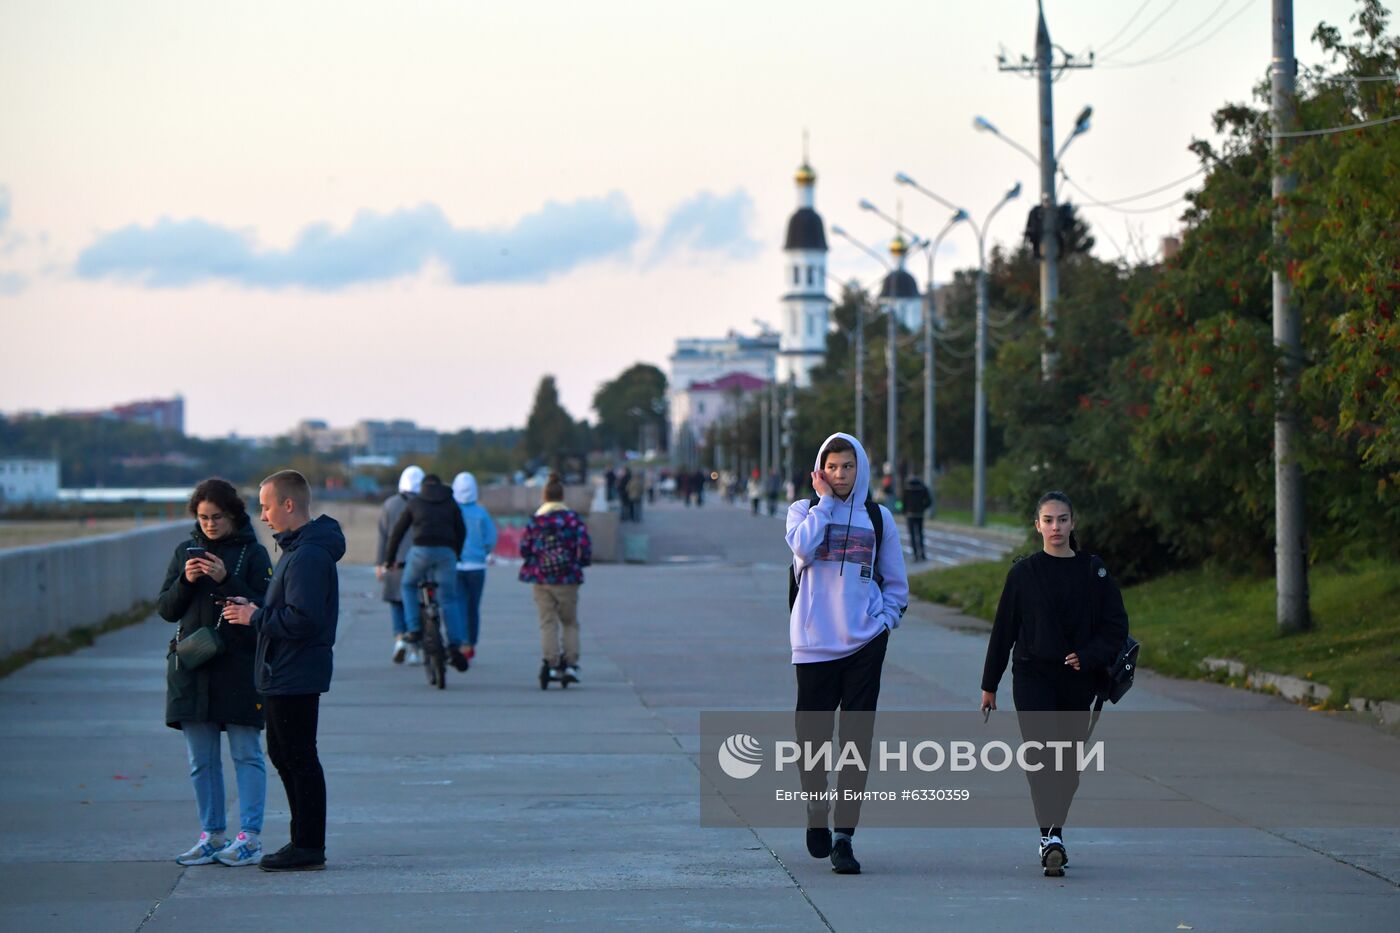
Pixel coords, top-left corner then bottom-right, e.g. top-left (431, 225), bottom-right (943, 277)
top-left (592, 363), bottom-right (668, 453)
top-left (523, 375), bottom-right (582, 467)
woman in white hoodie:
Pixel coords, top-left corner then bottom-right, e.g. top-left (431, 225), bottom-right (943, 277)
top-left (785, 433), bottom-right (908, 875)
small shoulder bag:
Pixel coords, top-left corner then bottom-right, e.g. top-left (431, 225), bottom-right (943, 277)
top-left (174, 544), bottom-right (248, 670)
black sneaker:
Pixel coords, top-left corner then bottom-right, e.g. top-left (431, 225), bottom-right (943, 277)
top-left (805, 827), bottom-right (833, 859)
top-left (259, 845), bottom-right (326, 872)
top-left (448, 644), bottom-right (469, 672)
top-left (830, 837), bottom-right (861, 874)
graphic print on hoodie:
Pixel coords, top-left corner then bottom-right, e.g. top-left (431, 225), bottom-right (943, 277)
top-left (785, 432), bottom-right (910, 664)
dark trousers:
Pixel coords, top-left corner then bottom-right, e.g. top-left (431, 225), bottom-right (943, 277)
top-left (264, 693), bottom-right (327, 850)
top-left (1012, 659), bottom-right (1097, 832)
top-left (906, 516), bottom-right (925, 561)
top-left (794, 629), bottom-right (889, 835)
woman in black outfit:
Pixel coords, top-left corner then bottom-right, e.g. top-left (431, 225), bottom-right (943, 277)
top-left (979, 491), bottom-right (1129, 875)
top-left (157, 478), bottom-right (273, 867)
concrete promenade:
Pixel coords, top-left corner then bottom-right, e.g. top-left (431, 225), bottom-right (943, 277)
top-left (1, 500), bottom-right (1396, 932)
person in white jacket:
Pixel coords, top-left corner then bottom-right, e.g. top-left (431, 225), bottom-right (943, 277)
top-left (785, 432), bottom-right (909, 875)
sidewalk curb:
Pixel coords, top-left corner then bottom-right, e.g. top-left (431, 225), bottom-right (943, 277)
top-left (1202, 656), bottom-right (1400, 722)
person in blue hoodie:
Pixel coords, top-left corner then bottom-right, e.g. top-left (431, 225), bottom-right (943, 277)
top-left (223, 470), bottom-right (345, 873)
top-left (786, 433), bottom-right (909, 875)
top-left (451, 471), bottom-right (498, 667)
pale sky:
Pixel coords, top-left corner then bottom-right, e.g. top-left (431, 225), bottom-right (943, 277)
top-left (0, 0), bottom-right (1370, 437)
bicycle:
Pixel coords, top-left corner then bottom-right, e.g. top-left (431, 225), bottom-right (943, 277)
top-left (417, 579), bottom-right (448, 689)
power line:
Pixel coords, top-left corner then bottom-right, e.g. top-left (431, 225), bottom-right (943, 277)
top-left (1095, 0), bottom-right (1155, 56)
top-left (1119, 0), bottom-right (1237, 64)
top-left (1099, 0), bottom-right (1257, 69)
top-left (1100, 0), bottom-right (1183, 60)
top-left (1273, 112), bottom-right (1400, 137)
top-left (1061, 166), bottom-right (1205, 207)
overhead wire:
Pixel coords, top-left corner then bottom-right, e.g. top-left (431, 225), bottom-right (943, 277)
top-left (1094, 0), bottom-right (1156, 56)
top-left (1099, 0), bottom-right (1258, 69)
top-left (1099, 0), bottom-right (1183, 60)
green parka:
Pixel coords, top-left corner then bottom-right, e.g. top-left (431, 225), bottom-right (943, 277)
top-left (157, 517), bottom-right (273, 730)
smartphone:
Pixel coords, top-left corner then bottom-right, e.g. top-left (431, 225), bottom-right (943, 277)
top-left (982, 707), bottom-right (991, 723)
top-left (186, 546), bottom-right (207, 558)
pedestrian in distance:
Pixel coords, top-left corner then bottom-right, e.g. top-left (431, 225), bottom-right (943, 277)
top-left (979, 490), bottom-right (1129, 876)
top-left (900, 475), bottom-right (932, 563)
top-left (377, 465), bottom-right (423, 666)
top-left (222, 470), bottom-right (346, 872)
top-left (766, 468), bottom-right (783, 517)
top-left (451, 471), bottom-right (498, 668)
top-left (158, 477), bottom-right (274, 867)
top-left (383, 473), bottom-right (468, 670)
top-left (617, 465), bottom-right (633, 522)
top-left (786, 433), bottom-right (909, 875)
top-left (626, 469), bottom-right (645, 522)
top-left (519, 473), bottom-right (592, 688)
top-left (748, 468), bottom-right (764, 515)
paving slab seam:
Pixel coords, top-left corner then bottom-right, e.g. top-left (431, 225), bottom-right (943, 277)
top-left (133, 863), bottom-right (185, 932)
top-left (603, 624), bottom-right (840, 932)
top-left (1262, 828), bottom-right (1400, 889)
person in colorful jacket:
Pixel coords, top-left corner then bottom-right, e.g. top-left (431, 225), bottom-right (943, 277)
top-left (518, 473), bottom-right (592, 685)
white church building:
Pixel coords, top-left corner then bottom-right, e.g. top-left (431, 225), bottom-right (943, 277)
top-left (669, 157), bottom-right (833, 462)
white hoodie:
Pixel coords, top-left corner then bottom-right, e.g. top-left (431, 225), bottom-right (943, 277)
top-left (785, 432), bottom-right (909, 664)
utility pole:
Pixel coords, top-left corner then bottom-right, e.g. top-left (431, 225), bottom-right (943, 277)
top-left (998, 0), bottom-right (1092, 379)
top-left (854, 301), bottom-right (865, 443)
top-left (760, 387), bottom-right (770, 486)
top-left (1271, 0), bottom-right (1310, 633)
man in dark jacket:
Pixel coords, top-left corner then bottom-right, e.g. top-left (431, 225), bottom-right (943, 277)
top-left (224, 470), bottom-right (345, 872)
top-left (900, 477), bottom-right (932, 563)
top-left (383, 473), bottom-right (468, 667)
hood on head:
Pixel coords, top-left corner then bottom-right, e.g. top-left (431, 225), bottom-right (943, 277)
top-left (418, 478), bottom-right (452, 503)
top-left (813, 432), bottom-right (870, 505)
top-left (452, 472), bottom-right (478, 505)
top-left (398, 465), bottom-right (424, 494)
top-left (281, 514), bottom-right (347, 562)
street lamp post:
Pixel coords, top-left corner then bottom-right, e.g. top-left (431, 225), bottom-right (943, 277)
top-left (973, 106), bottom-right (1090, 379)
top-left (864, 197), bottom-right (968, 511)
top-left (897, 174), bottom-right (1021, 526)
top-left (831, 228), bottom-right (877, 445)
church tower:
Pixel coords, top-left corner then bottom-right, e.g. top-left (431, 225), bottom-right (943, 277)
top-left (879, 233), bottom-right (922, 332)
top-left (776, 151), bottom-right (830, 388)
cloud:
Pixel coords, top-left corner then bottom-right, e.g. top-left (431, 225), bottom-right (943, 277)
top-left (74, 194), bottom-right (642, 290)
top-left (650, 189), bottom-right (762, 264)
top-left (0, 272), bottom-right (25, 295)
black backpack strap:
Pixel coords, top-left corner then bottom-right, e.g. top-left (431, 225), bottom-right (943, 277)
top-left (1086, 693), bottom-right (1106, 740)
top-left (788, 496), bottom-right (824, 610)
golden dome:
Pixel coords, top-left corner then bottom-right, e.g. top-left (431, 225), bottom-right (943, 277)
top-left (889, 235), bottom-right (908, 257)
top-left (795, 162), bottom-right (816, 186)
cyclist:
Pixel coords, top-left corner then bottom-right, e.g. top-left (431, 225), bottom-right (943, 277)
top-left (383, 473), bottom-right (467, 670)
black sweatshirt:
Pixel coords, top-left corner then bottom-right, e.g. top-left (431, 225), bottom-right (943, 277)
top-left (385, 478), bottom-right (466, 559)
top-left (980, 551), bottom-right (1130, 694)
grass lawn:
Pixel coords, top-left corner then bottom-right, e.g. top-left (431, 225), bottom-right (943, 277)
top-left (909, 556), bottom-right (1400, 703)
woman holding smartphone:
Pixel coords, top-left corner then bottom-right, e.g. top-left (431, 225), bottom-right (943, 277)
top-left (979, 491), bottom-right (1129, 876)
top-left (157, 477), bottom-right (273, 867)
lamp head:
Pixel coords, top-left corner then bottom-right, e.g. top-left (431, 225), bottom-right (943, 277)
top-left (858, 199), bottom-right (876, 212)
top-left (831, 224), bottom-right (847, 237)
top-left (1073, 105), bottom-right (1092, 135)
top-left (973, 115), bottom-right (998, 134)
top-left (953, 209), bottom-right (969, 223)
top-left (1007, 182), bottom-right (1023, 200)
top-left (894, 172), bottom-right (915, 187)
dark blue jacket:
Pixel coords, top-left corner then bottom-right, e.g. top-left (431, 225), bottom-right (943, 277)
top-left (252, 515), bottom-right (346, 696)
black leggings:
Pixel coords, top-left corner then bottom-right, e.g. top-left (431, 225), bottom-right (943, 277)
top-left (264, 693), bottom-right (327, 849)
top-left (794, 630), bottom-right (890, 835)
top-left (1012, 659), bottom-right (1097, 832)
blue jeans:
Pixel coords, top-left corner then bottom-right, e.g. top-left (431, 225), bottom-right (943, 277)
top-left (456, 569), bottom-right (486, 646)
top-left (389, 599), bottom-right (406, 636)
top-left (182, 721), bottom-right (266, 834)
top-left (401, 546), bottom-right (462, 643)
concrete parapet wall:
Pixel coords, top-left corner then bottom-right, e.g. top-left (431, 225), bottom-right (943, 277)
top-left (0, 522), bottom-right (188, 657)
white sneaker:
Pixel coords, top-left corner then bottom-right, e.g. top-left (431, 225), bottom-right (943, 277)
top-left (391, 638), bottom-right (407, 664)
top-left (1039, 834), bottom-right (1067, 874)
top-left (215, 830), bottom-right (263, 866)
top-left (562, 665), bottom-right (580, 684)
top-left (406, 646), bottom-right (423, 665)
top-left (175, 831), bottom-right (225, 866)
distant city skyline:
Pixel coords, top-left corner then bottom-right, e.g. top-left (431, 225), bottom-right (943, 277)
top-left (0, 0), bottom-right (1366, 437)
